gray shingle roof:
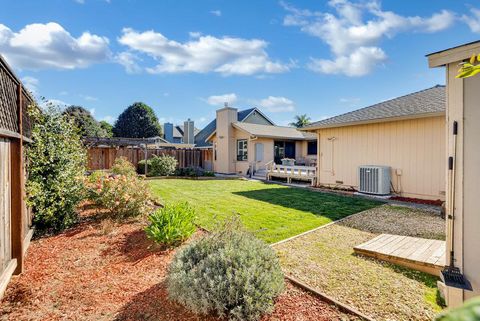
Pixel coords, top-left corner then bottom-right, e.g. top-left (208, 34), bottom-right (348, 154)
top-left (194, 108), bottom-right (263, 147)
top-left (233, 122), bottom-right (316, 140)
top-left (304, 85), bottom-right (446, 130)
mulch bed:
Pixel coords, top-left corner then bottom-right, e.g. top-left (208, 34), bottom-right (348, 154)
top-left (0, 204), bottom-right (357, 321)
top-left (389, 196), bottom-right (443, 206)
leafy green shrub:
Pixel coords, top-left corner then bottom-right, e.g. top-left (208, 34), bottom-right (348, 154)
top-left (26, 104), bottom-right (86, 234)
top-left (145, 203), bottom-right (196, 245)
top-left (174, 166), bottom-right (215, 177)
top-left (167, 218), bottom-right (285, 321)
top-left (86, 172), bottom-right (153, 218)
top-left (111, 156), bottom-right (136, 177)
top-left (436, 297), bottom-right (480, 321)
top-left (137, 159), bottom-right (152, 175)
top-left (149, 154), bottom-right (177, 176)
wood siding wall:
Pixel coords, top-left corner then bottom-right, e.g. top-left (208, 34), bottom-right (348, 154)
top-left (87, 147), bottom-right (213, 171)
top-left (316, 116), bottom-right (446, 200)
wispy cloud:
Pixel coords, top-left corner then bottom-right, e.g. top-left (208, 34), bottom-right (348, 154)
top-left (462, 7), bottom-right (480, 33)
top-left (21, 76), bottom-right (39, 95)
top-left (101, 115), bottom-right (115, 124)
top-left (256, 96), bottom-right (295, 112)
top-left (281, 0), bottom-right (455, 76)
top-left (80, 94), bottom-right (99, 101)
top-left (210, 10), bottom-right (222, 17)
top-left (205, 93), bottom-right (238, 106)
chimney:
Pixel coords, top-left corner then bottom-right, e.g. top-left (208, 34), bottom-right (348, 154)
top-left (164, 122), bottom-right (174, 143)
top-left (183, 119), bottom-right (195, 144)
top-left (215, 106), bottom-right (238, 174)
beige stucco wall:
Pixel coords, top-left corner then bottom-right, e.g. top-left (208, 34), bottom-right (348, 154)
top-left (214, 107), bottom-right (237, 174)
top-left (315, 116), bottom-right (446, 200)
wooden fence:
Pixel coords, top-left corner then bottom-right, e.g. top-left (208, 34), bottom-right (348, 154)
top-left (87, 147), bottom-right (213, 171)
top-left (0, 54), bottom-right (34, 298)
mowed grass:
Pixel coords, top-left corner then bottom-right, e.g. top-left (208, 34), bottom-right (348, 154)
top-left (148, 179), bottom-right (381, 243)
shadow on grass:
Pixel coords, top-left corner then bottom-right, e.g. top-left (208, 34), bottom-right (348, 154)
top-left (114, 281), bottom-right (219, 321)
top-left (233, 188), bottom-right (381, 220)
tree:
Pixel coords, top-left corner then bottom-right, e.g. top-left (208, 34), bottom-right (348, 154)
top-left (26, 104), bottom-right (87, 234)
top-left (289, 114), bottom-right (311, 128)
top-left (113, 102), bottom-right (162, 138)
top-left (99, 120), bottom-right (113, 138)
top-left (63, 105), bottom-right (108, 137)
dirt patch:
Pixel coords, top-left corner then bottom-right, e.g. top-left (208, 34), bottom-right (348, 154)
top-left (0, 204), bottom-right (356, 321)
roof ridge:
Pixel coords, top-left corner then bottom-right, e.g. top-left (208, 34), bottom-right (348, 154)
top-left (307, 85), bottom-right (445, 128)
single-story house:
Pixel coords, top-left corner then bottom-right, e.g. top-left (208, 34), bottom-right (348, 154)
top-left (428, 40), bottom-right (480, 306)
top-left (195, 106), bottom-right (316, 175)
top-left (302, 85), bottom-right (446, 201)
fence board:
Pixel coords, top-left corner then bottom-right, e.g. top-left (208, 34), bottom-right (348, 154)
top-left (87, 147), bottom-right (213, 171)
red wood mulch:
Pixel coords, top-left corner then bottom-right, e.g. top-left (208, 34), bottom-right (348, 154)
top-left (0, 205), bottom-right (356, 321)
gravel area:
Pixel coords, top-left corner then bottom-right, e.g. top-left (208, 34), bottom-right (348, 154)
top-left (274, 205), bottom-right (445, 321)
top-left (339, 205), bottom-right (446, 240)
top-left (0, 204), bottom-right (357, 321)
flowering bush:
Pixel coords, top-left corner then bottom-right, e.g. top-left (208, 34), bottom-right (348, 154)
top-left (111, 156), bottom-right (136, 177)
top-left (86, 171), bottom-right (153, 218)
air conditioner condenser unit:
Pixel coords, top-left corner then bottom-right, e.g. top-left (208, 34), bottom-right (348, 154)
top-left (358, 165), bottom-right (391, 195)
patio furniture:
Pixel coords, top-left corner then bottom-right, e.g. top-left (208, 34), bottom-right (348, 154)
top-left (266, 161), bottom-right (317, 186)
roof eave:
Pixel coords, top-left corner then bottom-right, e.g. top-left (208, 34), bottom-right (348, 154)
top-left (427, 41), bottom-right (480, 68)
top-left (301, 111), bottom-right (445, 131)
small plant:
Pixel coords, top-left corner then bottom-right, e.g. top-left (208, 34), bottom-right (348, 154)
top-left (111, 156), bottom-right (136, 177)
top-left (145, 202), bottom-right (196, 245)
top-left (436, 297), bottom-right (480, 321)
top-left (167, 217), bottom-right (285, 321)
top-left (149, 154), bottom-right (177, 176)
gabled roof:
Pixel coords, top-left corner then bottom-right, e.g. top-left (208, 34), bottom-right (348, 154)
top-left (161, 124), bottom-right (200, 139)
top-left (233, 122), bottom-right (316, 140)
top-left (303, 85), bottom-right (446, 131)
top-left (194, 107), bottom-right (273, 147)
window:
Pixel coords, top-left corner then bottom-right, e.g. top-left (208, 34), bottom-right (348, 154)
top-left (237, 139), bottom-right (248, 161)
top-left (307, 141), bottom-right (317, 155)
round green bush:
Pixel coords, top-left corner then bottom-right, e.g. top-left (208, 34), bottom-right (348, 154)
top-left (167, 220), bottom-right (285, 320)
top-left (137, 159), bottom-right (152, 175)
top-left (150, 154), bottom-right (177, 176)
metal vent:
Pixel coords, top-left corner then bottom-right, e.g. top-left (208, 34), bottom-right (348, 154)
top-left (358, 165), bottom-right (391, 195)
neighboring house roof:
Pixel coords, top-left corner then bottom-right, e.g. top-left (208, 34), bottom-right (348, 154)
top-left (232, 122), bottom-right (316, 140)
top-left (303, 85), bottom-right (446, 131)
top-left (194, 107), bottom-right (273, 147)
top-left (161, 124), bottom-right (200, 139)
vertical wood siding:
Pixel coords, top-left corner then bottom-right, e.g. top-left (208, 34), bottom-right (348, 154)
top-left (316, 116), bottom-right (446, 200)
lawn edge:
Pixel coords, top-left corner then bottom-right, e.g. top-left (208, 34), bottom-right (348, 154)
top-left (270, 206), bottom-right (384, 247)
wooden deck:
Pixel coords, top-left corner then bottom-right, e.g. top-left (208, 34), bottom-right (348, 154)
top-left (354, 234), bottom-right (446, 276)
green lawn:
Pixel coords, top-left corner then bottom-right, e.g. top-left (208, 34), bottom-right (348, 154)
top-left (149, 178), bottom-right (381, 243)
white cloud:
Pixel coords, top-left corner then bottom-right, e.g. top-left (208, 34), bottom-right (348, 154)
top-left (118, 28), bottom-right (290, 76)
top-left (257, 96), bottom-right (295, 112)
top-left (281, 0), bottom-right (455, 76)
top-left (210, 10), bottom-right (222, 17)
top-left (206, 93), bottom-right (238, 106)
top-left (74, 0), bottom-right (85, 4)
top-left (115, 51), bottom-right (142, 74)
top-left (189, 31), bottom-right (202, 38)
top-left (308, 46), bottom-right (387, 76)
top-left (89, 108), bottom-right (95, 116)
top-left (21, 76), bottom-right (39, 95)
top-left (462, 8), bottom-right (480, 33)
top-left (0, 22), bottom-right (110, 70)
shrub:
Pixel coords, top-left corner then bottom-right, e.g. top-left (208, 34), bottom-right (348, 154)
top-left (137, 159), bottom-right (152, 175)
top-left (149, 154), bottom-right (177, 176)
top-left (145, 203), bottom-right (196, 245)
top-left (174, 166), bottom-right (215, 177)
top-left (111, 156), bottom-right (136, 177)
top-left (26, 104), bottom-right (86, 234)
top-left (86, 172), bottom-right (153, 218)
top-left (167, 218), bottom-right (285, 321)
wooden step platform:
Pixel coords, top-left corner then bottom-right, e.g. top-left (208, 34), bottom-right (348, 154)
top-left (354, 234), bottom-right (446, 276)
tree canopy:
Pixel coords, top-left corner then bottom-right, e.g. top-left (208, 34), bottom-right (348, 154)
top-left (113, 102), bottom-right (162, 138)
top-left (289, 114), bottom-right (311, 128)
top-left (99, 120), bottom-right (113, 138)
top-left (63, 106), bottom-right (108, 137)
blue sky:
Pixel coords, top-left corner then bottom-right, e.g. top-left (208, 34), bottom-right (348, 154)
top-left (1, 1), bottom-right (479, 128)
